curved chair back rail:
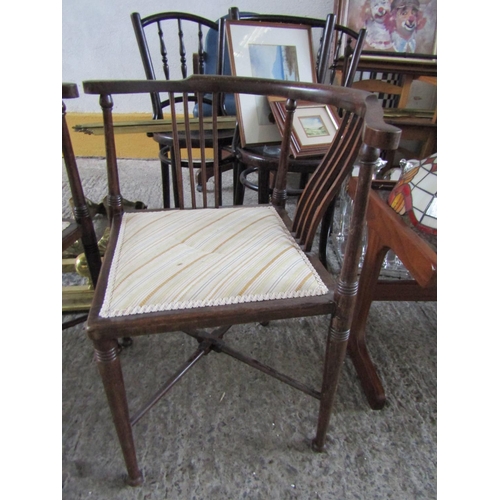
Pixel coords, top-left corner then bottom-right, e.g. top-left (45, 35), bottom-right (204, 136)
top-left (83, 75), bottom-right (400, 247)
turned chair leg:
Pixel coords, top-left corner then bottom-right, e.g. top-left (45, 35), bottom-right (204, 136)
top-left (312, 321), bottom-right (349, 452)
top-left (313, 150), bottom-right (378, 448)
top-left (93, 339), bottom-right (143, 486)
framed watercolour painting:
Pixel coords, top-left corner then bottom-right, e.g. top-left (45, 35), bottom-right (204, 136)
top-left (336, 0), bottom-right (437, 56)
top-left (268, 97), bottom-right (339, 158)
top-left (226, 20), bottom-right (316, 147)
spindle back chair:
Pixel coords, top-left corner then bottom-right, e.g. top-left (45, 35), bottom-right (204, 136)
top-left (82, 75), bottom-right (400, 486)
top-left (131, 11), bottom-right (235, 208)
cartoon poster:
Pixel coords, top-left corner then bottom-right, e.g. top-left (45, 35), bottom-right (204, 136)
top-left (342, 0), bottom-right (437, 55)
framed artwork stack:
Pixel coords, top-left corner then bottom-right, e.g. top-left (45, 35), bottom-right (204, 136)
top-left (268, 97), bottom-right (339, 158)
top-left (226, 20), bottom-right (317, 148)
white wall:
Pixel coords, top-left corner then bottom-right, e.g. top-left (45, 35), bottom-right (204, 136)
top-left (62, 0), bottom-right (334, 113)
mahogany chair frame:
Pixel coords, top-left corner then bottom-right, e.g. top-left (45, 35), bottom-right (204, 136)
top-left (82, 75), bottom-right (400, 486)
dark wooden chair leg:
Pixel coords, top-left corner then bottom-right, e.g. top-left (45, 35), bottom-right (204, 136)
top-left (159, 145), bottom-right (171, 209)
top-left (314, 150), bottom-right (378, 447)
top-left (93, 339), bottom-right (143, 486)
top-left (234, 160), bottom-right (245, 205)
top-left (319, 198), bottom-right (335, 267)
top-left (258, 169), bottom-right (270, 204)
top-left (313, 323), bottom-right (349, 452)
top-left (299, 171), bottom-right (309, 189)
top-left (348, 229), bottom-right (389, 410)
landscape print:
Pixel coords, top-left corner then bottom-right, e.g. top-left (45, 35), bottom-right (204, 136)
top-left (248, 44), bottom-right (300, 80)
top-left (249, 44), bottom-right (300, 125)
top-left (298, 115), bottom-right (329, 138)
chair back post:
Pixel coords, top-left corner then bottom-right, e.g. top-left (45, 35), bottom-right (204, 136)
top-left (228, 6), bottom-right (240, 20)
top-left (131, 12), bottom-right (163, 119)
top-left (216, 16), bottom-right (228, 116)
top-left (342, 27), bottom-right (366, 88)
top-left (62, 103), bottom-right (86, 216)
top-left (62, 83), bottom-right (101, 288)
top-left (272, 98), bottom-right (297, 208)
top-left (317, 13), bottom-right (336, 84)
top-left (99, 93), bottom-right (123, 221)
top-left (329, 25), bottom-right (366, 87)
top-left (332, 144), bottom-right (378, 335)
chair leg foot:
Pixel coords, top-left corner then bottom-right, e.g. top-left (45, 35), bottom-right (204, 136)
top-left (314, 332), bottom-right (348, 451)
top-left (347, 337), bottom-right (386, 410)
top-left (93, 339), bottom-right (142, 485)
top-left (311, 438), bottom-right (325, 453)
top-left (125, 472), bottom-right (144, 487)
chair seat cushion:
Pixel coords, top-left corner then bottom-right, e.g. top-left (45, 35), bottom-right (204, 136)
top-left (100, 206), bottom-right (328, 318)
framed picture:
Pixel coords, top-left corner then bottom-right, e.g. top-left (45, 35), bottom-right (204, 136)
top-left (268, 97), bottom-right (339, 158)
top-left (336, 0), bottom-right (437, 56)
top-left (226, 20), bottom-right (316, 147)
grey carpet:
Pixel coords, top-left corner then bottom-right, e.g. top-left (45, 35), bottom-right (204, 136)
top-left (62, 158), bottom-right (437, 499)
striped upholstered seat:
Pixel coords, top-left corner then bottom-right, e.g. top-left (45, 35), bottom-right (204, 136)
top-left (100, 206), bottom-right (328, 318)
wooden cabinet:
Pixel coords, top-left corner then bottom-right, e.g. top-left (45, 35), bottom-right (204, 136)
top-left (349, 55), bottom-right (437, 166)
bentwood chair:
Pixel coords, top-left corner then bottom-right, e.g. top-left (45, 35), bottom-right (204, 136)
top-left (62, 83), bottom-right (101, 329)
top-left (82, 75), bottom-right (400, 486)
top-left (131, 11), bottom-right (236, 208)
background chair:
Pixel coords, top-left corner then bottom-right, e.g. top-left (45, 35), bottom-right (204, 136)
top-left (227, 8), bottom-right (366, 207)
top-left (82, 75), bottom-right (400, 486)
top-left (62, 83), bottom-right (101, 329)
top-left (131, 11), bottom-right (236, 208)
